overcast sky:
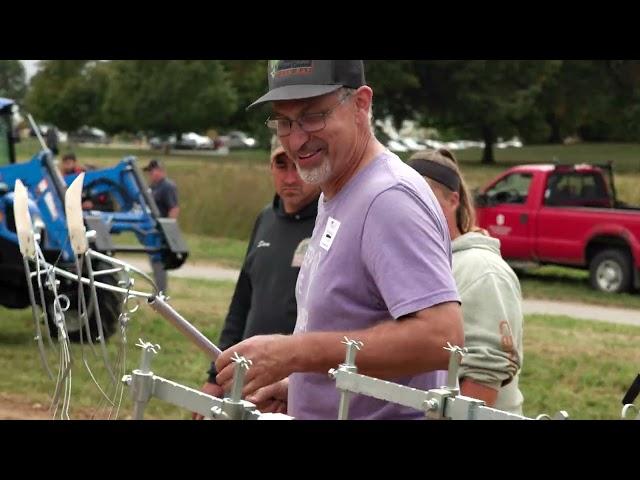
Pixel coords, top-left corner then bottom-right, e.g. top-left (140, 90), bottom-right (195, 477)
top-left (20, 60), bottom-right (40, 81)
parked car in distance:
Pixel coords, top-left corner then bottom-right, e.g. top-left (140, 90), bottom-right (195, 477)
top-left (69, 126), bottom-right (109, 144)
top-left (219, 131), bottom-right (257, 149)
top-left (149, 132), bottom-right (213, 150)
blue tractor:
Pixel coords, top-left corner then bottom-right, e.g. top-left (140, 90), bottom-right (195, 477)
top-left (0, 97), bottom-right (188, 341)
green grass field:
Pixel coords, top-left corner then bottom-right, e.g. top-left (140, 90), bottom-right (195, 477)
top-left (14, 139), bottom-right (640, 240)
top-left (521, 314), bottom-right (640, 420)
top-left (0, 278), bottom-right (234, 419)
top-left (112, 230), bottom-right (640, 309)
top-left (518, 265), bottom-right (640, 309)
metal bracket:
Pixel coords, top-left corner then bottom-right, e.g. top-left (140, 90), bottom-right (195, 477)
top-left (328, 337), bottom-right (364, 420)
top-left (329, 340), bottom-right (570, 421)
top-left (122, 341), bottom-right (290, 420)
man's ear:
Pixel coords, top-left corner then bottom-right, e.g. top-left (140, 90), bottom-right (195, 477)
top-left (354, 86), bottom-right (373, 119)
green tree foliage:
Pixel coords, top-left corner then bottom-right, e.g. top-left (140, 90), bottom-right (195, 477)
top-left (100, 60), bottom-right (238, 137)
top-left (19, 60), bottom-right (640, 159)
top-left (219, 60), bottom-right (270, 145)
top-left (365, 60), bottom-right (421, 129)
top-left (414, 60), bottom-right (563, 163)
top-left (24, 60), bottom-right (104, 132)
top-left (0, 60), bottom-right (27, 102)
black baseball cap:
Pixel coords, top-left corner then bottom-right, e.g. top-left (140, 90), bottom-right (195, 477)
top-left (143, 159), bottom-right (163, 171)
top-left (247, 60), bottom-right (366, 109)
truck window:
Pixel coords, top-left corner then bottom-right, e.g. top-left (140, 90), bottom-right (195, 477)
top-left (485, 173), bottom-right (533, 205)
top-left (544, 172), bottom-right (609, 207)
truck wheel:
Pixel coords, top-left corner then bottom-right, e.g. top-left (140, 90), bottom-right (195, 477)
top-left (46, 261), bottom-right (124, 343)
top-left (589, 249), bottom-right (632, 294)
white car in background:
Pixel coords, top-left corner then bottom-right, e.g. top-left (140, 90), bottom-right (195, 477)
top-left (220, 131), bottom-right (257, 149)
top-left (149, 132), bottom-right (213, 150)
top-left (30, 124), bottom-right (69, 143)
top-left (181, 132), bottom-right (213, 149)
top-left (496, 137), bottom-right (523, 149)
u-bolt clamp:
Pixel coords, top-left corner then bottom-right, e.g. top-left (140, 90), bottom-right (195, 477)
top-left (444, 342), bottom-right (468, 393)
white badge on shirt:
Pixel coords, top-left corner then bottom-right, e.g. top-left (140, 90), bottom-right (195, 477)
top-left (319, 216), bottom-right (341, 251)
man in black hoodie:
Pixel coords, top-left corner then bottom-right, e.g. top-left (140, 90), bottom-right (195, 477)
top-left (193, 136), bottom-right (320, 418)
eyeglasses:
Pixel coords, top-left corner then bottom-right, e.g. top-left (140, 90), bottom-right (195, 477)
top-left (265, 91), bottom-right (353, 137)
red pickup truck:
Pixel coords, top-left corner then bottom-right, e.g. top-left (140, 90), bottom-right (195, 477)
top-left (475, 163), bottom-right (640, 294)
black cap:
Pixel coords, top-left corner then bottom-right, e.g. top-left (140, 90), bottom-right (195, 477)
top-left (143, 159), bottom-right (162, 171)
top-left (247, 60), bottom-right (366, 109)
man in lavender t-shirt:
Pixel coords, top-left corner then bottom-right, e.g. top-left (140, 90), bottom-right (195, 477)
top-left (287, 149), bottom-right (459, 419)
top-left (215, 60), bottom-right (463, 420)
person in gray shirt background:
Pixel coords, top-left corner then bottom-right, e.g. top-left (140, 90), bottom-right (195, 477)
top-left (143, 159), bottom-right (180, 293)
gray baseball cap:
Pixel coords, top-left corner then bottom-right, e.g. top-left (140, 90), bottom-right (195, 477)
top-left (247, 60), bottom-right (366, 109)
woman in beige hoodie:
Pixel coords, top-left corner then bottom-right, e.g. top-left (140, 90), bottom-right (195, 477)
top-left (408, 149), bottom-right (524, 415)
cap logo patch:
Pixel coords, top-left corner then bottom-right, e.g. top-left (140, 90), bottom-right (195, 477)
top-left (270, 60), bottom-right (313, 79)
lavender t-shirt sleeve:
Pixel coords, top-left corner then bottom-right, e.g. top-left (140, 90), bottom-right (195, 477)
top-left (361, 186), bottom-right (460, 319)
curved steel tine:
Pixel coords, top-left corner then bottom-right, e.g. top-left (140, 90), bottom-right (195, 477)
top-left (50, 326), bottom-right (72, 418)
top-left (110, 276), bottom-right (135, 420)
top-left (34, 250), bottom-right (57, 350)
top-left (14, 181), bottom-right (56, 373)
top-left (61, 319), bottom-right (73, 420)
top-left (107, 311), bottom-right (130, 420)
top-left (62, 338), bottom-right (73, 419)
top-left (84, 254), bottom-right (116, 384)
top-left (74, 255), bottom-right (116, 408)
top-left (47, 256), bottom-right (76, 419)
top-left (23, 256), bottom-right (53, 380)
top-left (75, 255), bottom-right (97, 355)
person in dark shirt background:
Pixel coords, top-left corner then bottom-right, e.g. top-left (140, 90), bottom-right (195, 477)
top-left (143, 159), bottom-right (180, 293)
top-left (193, 136), bottom-right (320, 419)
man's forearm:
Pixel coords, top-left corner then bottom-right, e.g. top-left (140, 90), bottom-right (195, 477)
top-left (289, 302), bottom-right (463, 379)
top-left (460, 378), bottom-right (498, 406)
top-left (168, 207), bottom-right (180, 219)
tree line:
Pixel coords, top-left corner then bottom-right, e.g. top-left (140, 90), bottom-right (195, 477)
top-left (2, 59), bottom-right (639, 163)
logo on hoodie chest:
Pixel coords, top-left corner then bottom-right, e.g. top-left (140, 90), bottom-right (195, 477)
top-left (291, 238), bottom-right (311, 267)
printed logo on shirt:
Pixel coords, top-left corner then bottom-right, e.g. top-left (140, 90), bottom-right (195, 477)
top-left (291, 238), bottom-right (311, 267)
top-left (319, 217), bottom-right (341, 251)
top-left (256, 240), bottom-right (271, 248)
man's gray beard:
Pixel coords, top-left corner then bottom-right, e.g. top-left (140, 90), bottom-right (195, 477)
top-left (295, 157), bottom-right (332, 185)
